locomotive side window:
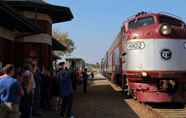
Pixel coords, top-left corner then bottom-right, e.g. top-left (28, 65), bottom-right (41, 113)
top-left (128, 16), bottom-right (155, 29)
top-left (159, 15), bottom-right (183, 27)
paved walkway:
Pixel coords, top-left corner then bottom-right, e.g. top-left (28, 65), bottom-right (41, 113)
top-left (72, 79), bottom-right (138, 118)
top-left (34, 75), bottom-right (138, 118)
top-left (93, 73), bottom-right (106, 79)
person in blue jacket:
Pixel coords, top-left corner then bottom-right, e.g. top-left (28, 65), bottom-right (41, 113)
top-left (58, 62), bottom-right (74, 118)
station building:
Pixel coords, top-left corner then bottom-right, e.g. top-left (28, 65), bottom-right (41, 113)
top-left (0, 0), bottom-right (73, 70)
top-left (66, 58), bottom-right (86, 70)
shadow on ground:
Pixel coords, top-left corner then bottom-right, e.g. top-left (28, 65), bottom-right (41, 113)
top-left (148, 102), bottom-right (185, 109)
top-left (73, 80), bottom-right (138, 118)
top-left (34, 79), bottom-right (139, 118)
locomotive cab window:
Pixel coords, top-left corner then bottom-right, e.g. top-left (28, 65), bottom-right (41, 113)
top-left (128, 20), bottom-right (136, 29)
top-left (128, 16), bottom-right (155, 29)
top-left (159, 15), bottom-right (184, 27)
top-left (136, 16), bottom-right (155, 27)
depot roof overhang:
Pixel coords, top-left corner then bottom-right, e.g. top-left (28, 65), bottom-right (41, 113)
top-left (5, 1), bottom-right (74, 23)
top-left (52, 38), bottom-right (68, 51)
top-left (66, 58), bottom-right (85, 63)
top-left (52, 53), bottom-right (61, 60)
top-left (0, 1), bottom-right (41, 33)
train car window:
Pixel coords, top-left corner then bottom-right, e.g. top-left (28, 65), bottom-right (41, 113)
top-left (128, 16), bottom-right (154, 29)
top-left (159, 15), bottom-right (183, 27)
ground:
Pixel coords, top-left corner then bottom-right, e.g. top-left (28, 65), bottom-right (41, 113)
top-left (73, 79), bottom-right (138, 118)
top-left (33, 74), bottom-right (186, 118)
top-left (34, 74), bottom-right (138, 118)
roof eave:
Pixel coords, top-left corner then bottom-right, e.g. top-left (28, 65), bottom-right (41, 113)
top-left (5, 1), bottom-right (74, 23)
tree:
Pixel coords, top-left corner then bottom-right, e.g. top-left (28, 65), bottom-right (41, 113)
top-left (53, 31), bottom-right (75, 56)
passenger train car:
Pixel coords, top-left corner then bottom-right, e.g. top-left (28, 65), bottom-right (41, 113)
top-left (101, 12), bottom-right (186, 103)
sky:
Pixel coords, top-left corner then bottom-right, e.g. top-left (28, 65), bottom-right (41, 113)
top-left (48, 0), bottom-right (186, 64)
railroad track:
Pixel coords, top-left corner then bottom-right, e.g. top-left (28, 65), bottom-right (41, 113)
top-left (153, 107), bottom-right (186, 118)
top-left (126, 99), bottom-right (186, 118)
top-left (109, 82), bottom-right (186, 118)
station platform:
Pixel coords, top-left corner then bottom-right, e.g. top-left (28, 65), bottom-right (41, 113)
top-left (72, 79), bottom-right (138, 118)
top-left (34, 74), bottom-right (138, 118)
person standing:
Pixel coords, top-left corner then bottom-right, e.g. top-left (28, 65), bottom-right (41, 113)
top-left (58, 63), bottom-right (74, 118)
top-left (40, 69), bottom-right (51, 110)
top-left (0, 64), bottom-right (21, 118)
top-left (19, 65), bottom-right (34, 118)
top-left (82, 68), bottom-right (88, 93)
top-left (91, 72), bottom-right (94, 80)
top-left (70, 61), bottom-right (77, 91)
top-left (31, 63), bottom-right (42, 116)
top-left (51, 71), bottom-right (60, 112)
top-left (0, 62), bottom-right (4, 76)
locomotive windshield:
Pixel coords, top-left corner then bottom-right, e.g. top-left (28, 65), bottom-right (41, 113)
top-left (159, 15), bottom-right (184, 27)
top-left (128, 16), bottom-right (155, 29)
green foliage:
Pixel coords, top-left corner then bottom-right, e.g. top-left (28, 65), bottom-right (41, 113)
top-left (53, 31), bottom-right (75, 56)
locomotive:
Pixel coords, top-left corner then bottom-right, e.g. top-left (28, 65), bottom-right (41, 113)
top-left (101, 12), bottom-right (186, 103)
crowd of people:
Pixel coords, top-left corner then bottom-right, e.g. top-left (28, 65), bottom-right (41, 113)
top-left (0, 61), bottom-right (91, 118)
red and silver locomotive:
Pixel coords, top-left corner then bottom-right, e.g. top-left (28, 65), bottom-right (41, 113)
top-left (102, 12), bottom-right (186, 103)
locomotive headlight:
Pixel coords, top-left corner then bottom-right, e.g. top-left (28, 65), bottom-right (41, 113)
top-left (142, 72), bottom-right (148, 77)
top-left (160, 24), bottom-right (172, 35)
